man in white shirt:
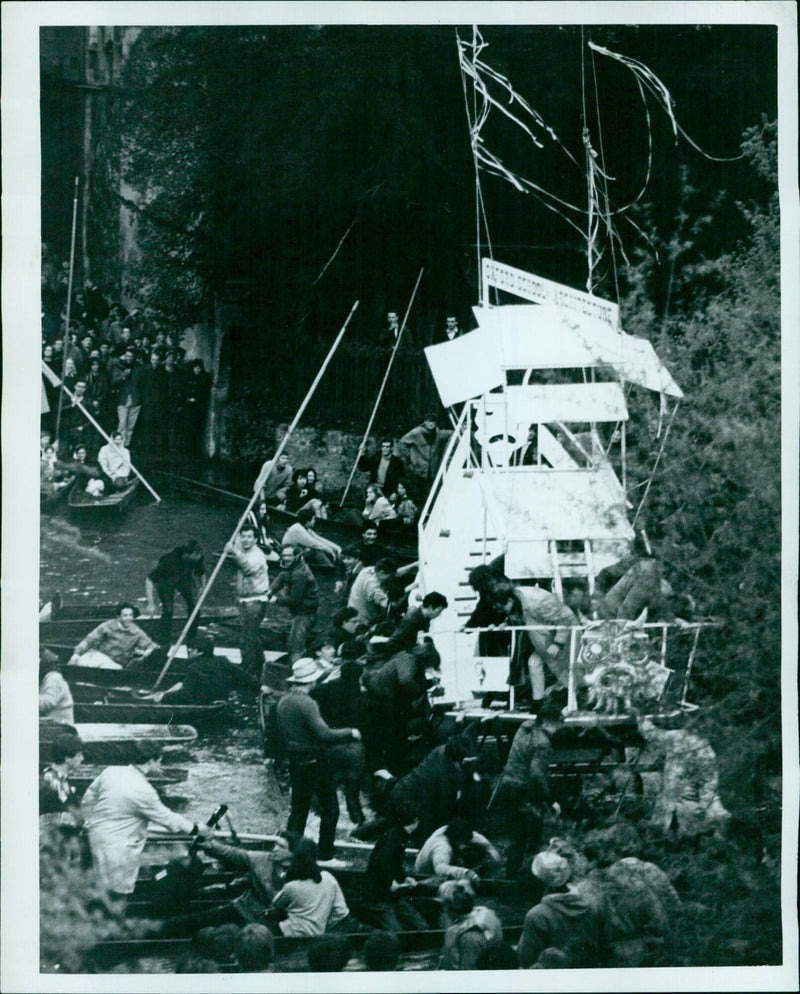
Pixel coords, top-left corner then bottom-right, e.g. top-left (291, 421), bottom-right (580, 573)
top-left (226, 522), bottom-right (271, 676)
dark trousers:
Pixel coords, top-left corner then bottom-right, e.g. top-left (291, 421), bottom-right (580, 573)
top-left (355, 898), bottom-right (428, 933)
top-left (328, 741), bottom-right (366, 825)
top-left (155, 579), bottom-right (197, 645)
top-left (286, 752), bottom-right (339, 861)
top-left (239, 600), bottom-right (267, 675)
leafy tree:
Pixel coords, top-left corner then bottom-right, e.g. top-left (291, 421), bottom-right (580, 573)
top-left (620, 120), bottom-right (781, 781)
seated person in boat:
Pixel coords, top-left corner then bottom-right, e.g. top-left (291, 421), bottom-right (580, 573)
top-left (247, 500), bottom-right (280, 560)
top-left (362, 483), bottom-right (397, 524)
top-left (437, 878), bottom-right (504, 971)
top-left (68, 602), bottom-right (159, 669)
top-left (145, 539), bottom-right (205, 644)
top-left (307, 935), bottom-right (351, 972)
top-left (39, 650), bottom-right (74, 725)
top-left (280, 468), bottom-right (319, 516)
top-left (97, 430), bottom-right (132, 489)
top-left (234, 923), bottom-right (276, 973)
top-left (65, 443), bottom-right (102, 483)
top-left (354, 816), bottom-right (428, 934)
top-left (81, 740), bottom-right (198, 899)
top-left (161, 836), bottom-right (294, 935)
top-left (303, 467), bottom-right (328, 517)
top-left (388, 480), bottom-right (419, 525)
top-left (146, 634), bottom-right (256, 705)
top-left (268, 838), bottom-right (353, 937)
top-left (334, 524), bottom-right (389, 597)
top-left (281, 505), bottom-right (342, 568)
top-left (40, 728), bottom-right (84, 832)
top-left (495, 582), bottom-right (579, 708)
top-left (414, 818), bottom-right (502, 885)
top-left (255, 450), bottom-right (293, 505)
top-left (357, 438), bottom-right (405, 499)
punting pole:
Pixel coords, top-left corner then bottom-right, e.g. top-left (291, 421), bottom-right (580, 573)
top-left (338, 268), bottom-right (424, 508)
top-left (55, 176), bottom-right (80, 441)
top-left (42, 360), bottom-right (161, 502)
top-left (153, 299), bottom-right (360, 690)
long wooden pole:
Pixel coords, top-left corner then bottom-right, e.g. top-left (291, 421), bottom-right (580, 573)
top-left (42, 360), bottom-right (161, 502)
top-left (339, 268), bottom-right (424, 508)
top-left (55, 176), bottom-right (80, 441)
top-left (153, 299), bottom-right (360, 690)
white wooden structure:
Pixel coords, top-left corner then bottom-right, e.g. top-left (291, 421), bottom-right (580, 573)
top-left (417, 260), bottom-right (689, 713)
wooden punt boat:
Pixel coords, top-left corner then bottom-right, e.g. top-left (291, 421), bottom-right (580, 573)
top-left (40, 615), bottom-right (286, 653)
top-left (68, 476), bottom-right (140, 514)
top-left (40, 721), bottom-right (198, 764)
top-left (68, 765), bottom-right (190, 797)
top-left (72, 699), bottom-right (229, 728)
top-left (90, 925), bottom-right (524, 972)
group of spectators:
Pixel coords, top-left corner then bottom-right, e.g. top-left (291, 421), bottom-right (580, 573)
top-left (41, 272), bottom-right (211, 463)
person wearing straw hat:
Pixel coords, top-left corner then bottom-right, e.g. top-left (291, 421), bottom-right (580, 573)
top-left (275, 657), bottom-right (362, 867)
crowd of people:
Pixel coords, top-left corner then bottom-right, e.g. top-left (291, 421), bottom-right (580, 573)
top-left (41, 270), bottom-right (212, 480)
top-left (40, 488), bottom-right (734, 973)
top-left (39, 270), bottom-right (730, 972)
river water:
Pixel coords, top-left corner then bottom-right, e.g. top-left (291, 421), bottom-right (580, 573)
top-left (40, 487), bottom-right (352, 837)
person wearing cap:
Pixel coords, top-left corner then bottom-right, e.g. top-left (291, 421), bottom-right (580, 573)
top-left (517, 850), bottom-right (611, 968)
top-left (81, 740), bottom-right (198, 898)
top-left (40, 730), bottom-right (84, 831)
top-left (226, 523), bottom-right (271, 676)
top-left (268, 544), bottom-right (319, 662)
top-left (347, 558), bottom-right (396, 628)
top-left (397, 413), bottom-right (453, 503)
top-left (275, 657), bottom-right (362, 864)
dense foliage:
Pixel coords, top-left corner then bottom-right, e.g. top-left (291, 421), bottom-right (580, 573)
top-left (620, 120), bottom-right (781, 789)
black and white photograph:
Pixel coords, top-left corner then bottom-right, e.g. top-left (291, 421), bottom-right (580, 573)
top-left (2, 2), bottom-right (798, 990)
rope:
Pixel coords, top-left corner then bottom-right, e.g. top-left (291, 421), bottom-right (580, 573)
top-left (632, 398), bottom-right (680, 527)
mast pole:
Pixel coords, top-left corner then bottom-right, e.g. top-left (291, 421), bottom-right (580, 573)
top-left (152, 299), bottom-right (359, 690)
top-left (339, 270), bottom-right (423, 508)
top-left (55, 176), bottom-right (80, 442)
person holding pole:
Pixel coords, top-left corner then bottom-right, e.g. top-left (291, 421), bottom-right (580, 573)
top-left (225, 523), bottom-right (271, 678)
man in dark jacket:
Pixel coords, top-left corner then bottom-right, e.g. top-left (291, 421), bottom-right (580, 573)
top-left (276, 657), bottom-right (361, 864)
top-left (311, 660), bottom-right (367, 826)
top-left (358, 819), bottom-right (428, 932)
top-left (145, 539), bottom-right (205, 644)
top-left (137, 351), bottom-right (168, 455)
top-left (357, 439), bottom-right (405, 499)
top-left (382, 592), bottom-right (448, 657)
top-left (269, 544), bottom-right (319, 662)
top-left (362, 642), bottom-right (441, 775)
top-left (111, 346), bottom-right (144, 447)
top-left (518, 850), bottom-right (610, 968)
top-left (181, 358), bottom-right (212, 460)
